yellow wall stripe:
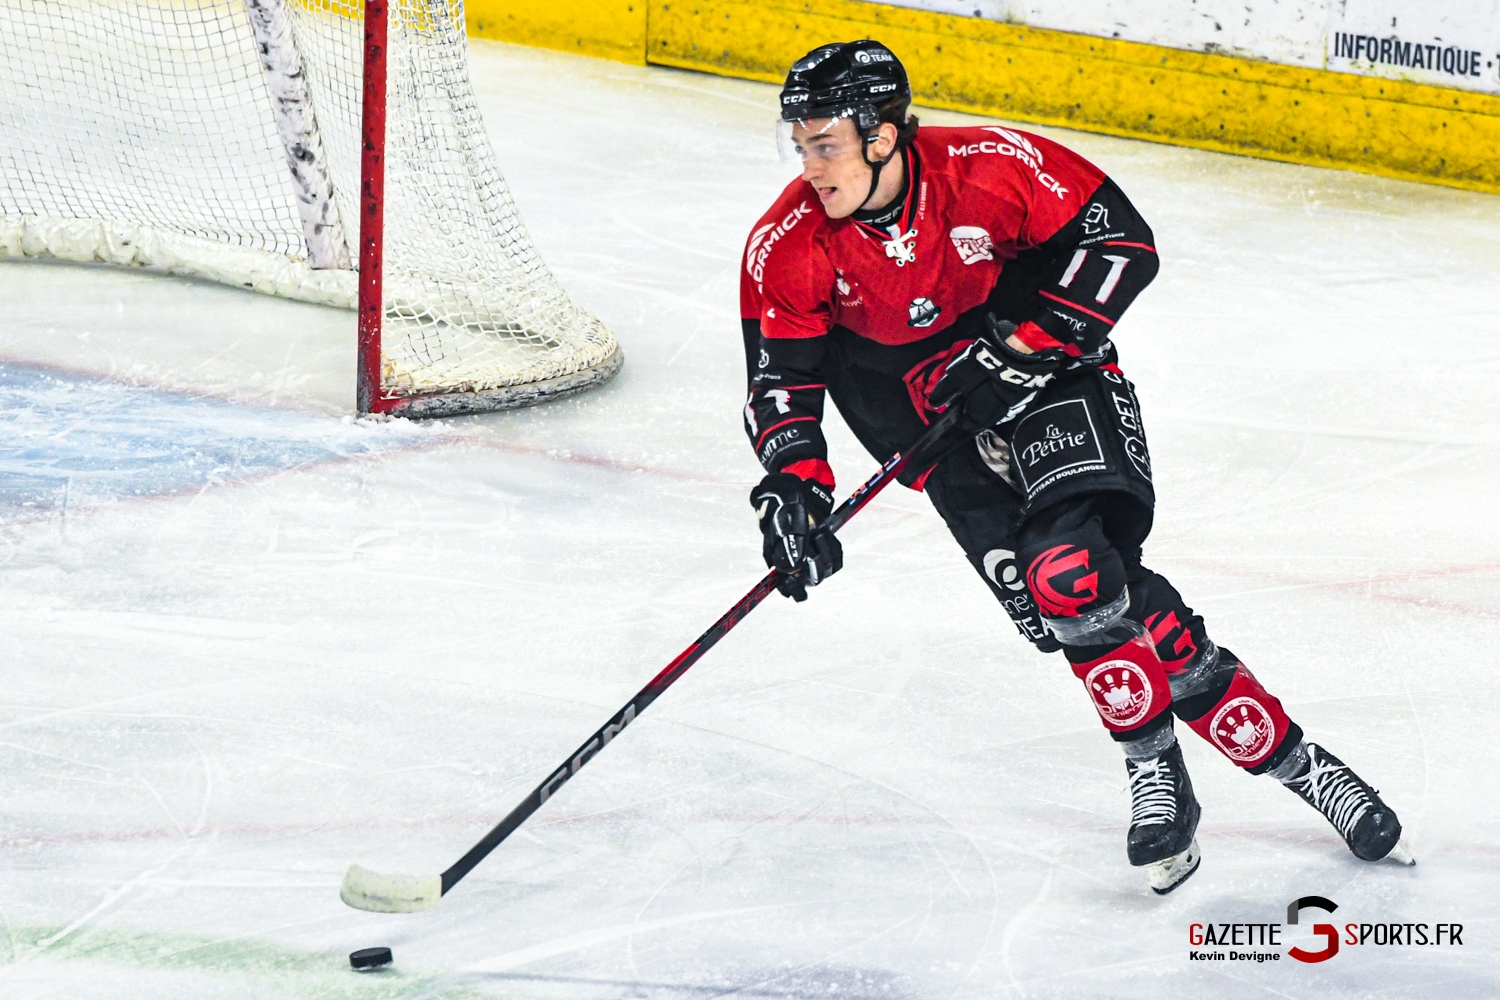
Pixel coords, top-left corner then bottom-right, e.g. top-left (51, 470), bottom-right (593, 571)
top-left (465, 0), bottom-right (1500, 194)
top-left (467, 0), bottom-right (646, 66)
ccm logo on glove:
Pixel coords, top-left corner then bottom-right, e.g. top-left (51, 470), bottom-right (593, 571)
top-left (968, 343), bottom-right (1057, 388)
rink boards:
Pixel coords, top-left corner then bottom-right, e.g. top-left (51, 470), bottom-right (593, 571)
top-left (469, 0), bottom-right (1500, 195)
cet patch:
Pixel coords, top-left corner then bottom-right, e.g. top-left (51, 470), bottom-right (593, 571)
top-left (1102, 368), bottom-right (1151, 482)
top-left (1010, 398), bottom-right (1106, 499)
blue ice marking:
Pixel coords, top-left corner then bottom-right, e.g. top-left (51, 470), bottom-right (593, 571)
top-left (0, 362), bottom-right (427, 518)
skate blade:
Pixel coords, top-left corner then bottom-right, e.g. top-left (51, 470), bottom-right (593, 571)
top-left (1148, 838), bottom-right (1201, 895)
top-left (1383, 837), bottom-right (1416, 866)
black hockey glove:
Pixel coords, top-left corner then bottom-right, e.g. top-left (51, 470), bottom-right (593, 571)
top-left (750, 472), bottom-right (843, 602)
top-left (928, 318), bottom-right (1064, 434)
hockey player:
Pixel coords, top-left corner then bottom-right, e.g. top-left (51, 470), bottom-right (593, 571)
top-left (740, 40), bottom-right (1413, 893)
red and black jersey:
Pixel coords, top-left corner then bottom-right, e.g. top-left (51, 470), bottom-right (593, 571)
top-left (740, 125), bottom-right (1158, 491)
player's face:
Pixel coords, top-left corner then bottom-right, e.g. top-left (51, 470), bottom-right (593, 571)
top-left (789, 118), bottom-right (873, 219)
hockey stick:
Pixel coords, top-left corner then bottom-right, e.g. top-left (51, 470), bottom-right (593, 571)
top-left (340, 406), bottom-right (962, 913)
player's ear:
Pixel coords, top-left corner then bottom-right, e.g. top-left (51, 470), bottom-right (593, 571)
top-left (870, 122), bottom-right (899, 159)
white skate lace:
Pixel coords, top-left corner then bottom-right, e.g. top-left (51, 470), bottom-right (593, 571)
top-left (1288, 750), bottom-right (1371, 839)
top-left (1128, 757), bottom-right (1178, 828)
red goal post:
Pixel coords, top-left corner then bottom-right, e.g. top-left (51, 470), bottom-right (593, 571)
top-left (360, 0), bottom-right (387, 415)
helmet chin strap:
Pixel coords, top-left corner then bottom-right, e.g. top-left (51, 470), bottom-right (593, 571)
top-left (859, 138), bottom-right (898, 213)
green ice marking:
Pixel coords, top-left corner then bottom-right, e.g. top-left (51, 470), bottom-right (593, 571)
top-left (7, 925), bottom-right (493, 1000)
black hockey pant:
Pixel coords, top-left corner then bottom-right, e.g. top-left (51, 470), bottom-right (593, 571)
top-left (922, 383), bottom-right (1302, 774)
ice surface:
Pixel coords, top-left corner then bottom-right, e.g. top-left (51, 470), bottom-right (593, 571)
top-left (2, 41), bottom-right (1498, 1000)
top-left (0, 361), bottom-right (432, 519)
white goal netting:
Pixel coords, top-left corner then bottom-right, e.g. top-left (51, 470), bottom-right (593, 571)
top-left (0, 0), bottom-right (620, 415)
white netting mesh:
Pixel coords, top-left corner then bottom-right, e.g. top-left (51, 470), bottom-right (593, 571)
top-left (0, 0), bottom-right (619, 411)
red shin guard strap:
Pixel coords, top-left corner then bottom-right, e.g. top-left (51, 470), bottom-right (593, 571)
top-left (1070, 636), bottom-right (1173, 734)
top-left (1184, 660), bottom-right (1293, 769)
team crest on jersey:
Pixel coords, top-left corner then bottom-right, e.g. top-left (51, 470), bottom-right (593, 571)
top-left (907, 297), bottom-right (941, 328)
top-left (1084, 660), bottom-right (1154, 729)
top-left (949, 226), bottom-right (994, 265)
top-left (1210, 697), bottom-right (1277, 763)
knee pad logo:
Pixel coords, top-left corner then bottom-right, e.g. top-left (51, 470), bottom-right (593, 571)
top-left (1083, 660), bottom-right (1153, 728)
top-left (1209, 697), bottom-right (1277, 763)
top-left (1026, 544), bottom-right (1099, 616)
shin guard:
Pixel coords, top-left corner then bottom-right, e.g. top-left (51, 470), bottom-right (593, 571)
top-left (1180, 656), bottom-right (1300, 774)
top-left (1071, 635), bottom-right (1174, 735)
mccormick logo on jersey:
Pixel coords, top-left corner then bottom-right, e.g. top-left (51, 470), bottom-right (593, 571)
top-left (947, 127), bottom-right (1069, 200)
top-left (746, 201), bottom-right (814, 283)
top-left (949, 226), bottom-right (994, 265)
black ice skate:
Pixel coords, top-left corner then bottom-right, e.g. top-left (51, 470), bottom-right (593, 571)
top-left (1125, 740), bottom-right (1202, 894)
top-left (1280, 742), bottom-right (1414, 865)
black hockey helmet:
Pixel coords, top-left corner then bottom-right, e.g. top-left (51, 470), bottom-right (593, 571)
top-left (776, 40), bottom-right (916, 162)
top-left (779, 40), bottom-right (911, 129)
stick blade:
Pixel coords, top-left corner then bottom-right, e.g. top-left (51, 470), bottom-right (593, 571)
top-left (340, 864), bottom-right (442, 913)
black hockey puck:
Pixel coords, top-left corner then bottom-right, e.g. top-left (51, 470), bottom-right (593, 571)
top-left (350, 947), bottom-right (393, 971)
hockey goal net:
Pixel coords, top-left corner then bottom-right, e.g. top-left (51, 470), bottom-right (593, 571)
top-left (0, 0), bottom-right (620, 416)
